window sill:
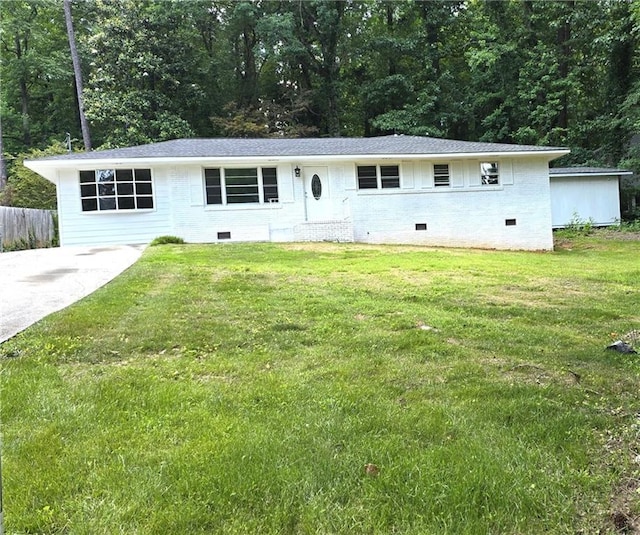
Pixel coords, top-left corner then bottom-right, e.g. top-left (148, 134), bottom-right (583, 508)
top-left (356, 188), bottom-right (403, 194)
top-left (204, 203), bottom-right (282, 211)
top-left (358, 186), bottom-right (504, 195)
top-left (422, 186), bottom-right (505, 192)
top-left (81, 208), bottom-right (156, 214)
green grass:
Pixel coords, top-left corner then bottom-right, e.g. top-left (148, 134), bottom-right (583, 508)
top-left (2, 237), bottom-right (639, 534)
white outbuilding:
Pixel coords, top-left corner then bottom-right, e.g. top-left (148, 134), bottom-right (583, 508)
top-left (549, 167), bottom-right (633, 228)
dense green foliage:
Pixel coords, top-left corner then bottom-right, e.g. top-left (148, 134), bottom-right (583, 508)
top-left (2, 239), bottom-right (639, 532)
top-left (0, 142), bottom-right (66, 209)
top-left (149, 235), bottom-right (186, 246)
top-left (1, 0), bottom-right (639, 209)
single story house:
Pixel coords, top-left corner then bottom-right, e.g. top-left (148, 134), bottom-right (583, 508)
top-left (24, 135), bottom-right (575, 251)
top-left (549, 167), bottom-right (633, 228)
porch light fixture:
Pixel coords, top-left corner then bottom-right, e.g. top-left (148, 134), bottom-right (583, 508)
top-left (294, 166), bottom-right (301, 177)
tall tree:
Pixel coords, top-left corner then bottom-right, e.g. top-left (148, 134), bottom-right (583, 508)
top-left (599, 0), bottom-right (637, 164)
top-left (229, 1), bottom-right (261, 109)
top-left (1, 0), bottom-right (77, 153)
top-left (342, 1), bottom-right (466, 137)
top-left (356, 1), bottom-right (421, 136)
top-left (2, 1), bottom-right (40, 146)
top-left (81, 0), bottom-right (206, 147)
top-left (465, 0), bottom-right (527, 143)
top-left (63, 0), bottom-right (91, 150)
top-left (290, 0), bottom-right (346, 136)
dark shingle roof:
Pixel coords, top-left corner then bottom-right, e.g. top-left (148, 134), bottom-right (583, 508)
top-left (550, 167), bottom-right (633, 176)
top-left (32, 135), bottom-right (566, 162)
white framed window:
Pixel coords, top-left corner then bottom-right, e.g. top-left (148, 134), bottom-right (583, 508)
top-left (480, 162), bottom-right (499, 185)
top-left (357, 164), bottom-right (400, 190)
top-left (433, 164), bottom-right (450, 187)
top-left (79, 168), bottom-right (154, 212)
top-left (204, 167), bottom-right (279, 205)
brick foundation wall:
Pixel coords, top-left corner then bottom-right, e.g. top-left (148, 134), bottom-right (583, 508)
top-left (294, 220), bottom-right (354, 242)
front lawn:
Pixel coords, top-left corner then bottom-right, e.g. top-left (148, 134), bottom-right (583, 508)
top-left (1, 237), bottom-right (639, 534)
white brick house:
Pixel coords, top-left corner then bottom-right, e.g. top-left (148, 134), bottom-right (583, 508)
top-left (24, 135), bottom-right (570, 250)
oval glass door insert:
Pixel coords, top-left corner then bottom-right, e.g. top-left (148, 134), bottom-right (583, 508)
top-left (311, 174), bottom-right (322, 200)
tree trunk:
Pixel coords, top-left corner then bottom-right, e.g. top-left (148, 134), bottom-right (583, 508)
top-left (522, 1), bottom-right (537, 48)
top-left (320, 2), bottom-right (344, 137)
top-left (15, 34), bottom-right (32, 146)
top-left (386, 4), bottom-right (396, 76)
top-left (240, 26), bottom-right (258, 108)
top-left (64, 0), bottom-right (92, 151)
top-left (556, 2), bottom-right (573, 134)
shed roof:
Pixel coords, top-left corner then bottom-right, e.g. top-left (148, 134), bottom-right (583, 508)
top-left (550, 167), bottom-right (633, 177)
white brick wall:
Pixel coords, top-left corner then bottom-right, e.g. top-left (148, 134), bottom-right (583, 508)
top-left (53, 155), bottom-right (555, 250)
top-left (169, 164), bottom-right (306, 243)
top-left (349, 157), bottom-right (553, 250)
top-left (294, 220), bottom-right (354, 242)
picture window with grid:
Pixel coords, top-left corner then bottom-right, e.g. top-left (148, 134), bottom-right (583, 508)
top-left (80, 169), bottom-right (153, 212)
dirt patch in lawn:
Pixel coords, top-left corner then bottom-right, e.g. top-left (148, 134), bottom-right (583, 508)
top-left (554, 229), bottom-right (640, 251)
top-left (596, 229), bottom-right (640, 241)
top-left (610, 478), bottom-right (640, 534)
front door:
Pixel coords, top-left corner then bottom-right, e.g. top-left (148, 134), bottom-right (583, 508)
top-left (304, 166), bottom-right (331, 221)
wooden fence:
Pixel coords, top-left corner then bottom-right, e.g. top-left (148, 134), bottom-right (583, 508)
top-left (0, 206), bottom-right (57, 251)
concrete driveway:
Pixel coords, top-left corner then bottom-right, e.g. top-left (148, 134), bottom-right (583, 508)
top-left (0, 245), bottom-right (145, 343)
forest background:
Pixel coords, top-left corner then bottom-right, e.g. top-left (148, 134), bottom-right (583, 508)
top-left (1, 0), bottom-right (639, 217)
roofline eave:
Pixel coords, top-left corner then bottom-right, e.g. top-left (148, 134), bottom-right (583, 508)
top-left (22, 160), bottom-right (59, 183)
top-left (25, 149), bottom-right (570, 172)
